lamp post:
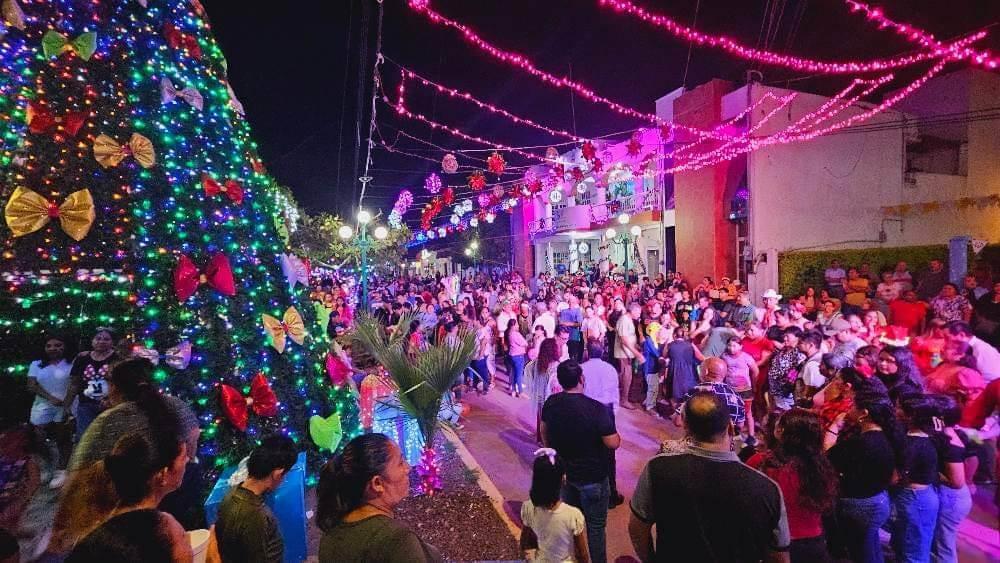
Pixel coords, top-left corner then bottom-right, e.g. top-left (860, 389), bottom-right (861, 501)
top-left (339, 209), bottom-right (388, 311)
top-left (605, 213), bottom-right (641, 283)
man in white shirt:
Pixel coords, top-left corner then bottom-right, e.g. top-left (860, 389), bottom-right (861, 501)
top-left (614, 303), bottom-right (645, 409)
top-left (946, 321), bottom-right (1000, 382)
top-left (582, 338), bottom-right (625, 507)
top-left (533, 302), bottom-right (556, 339)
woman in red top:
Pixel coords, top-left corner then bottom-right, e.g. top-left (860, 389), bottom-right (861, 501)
top-left (749, 408), bottom-right (838, 562)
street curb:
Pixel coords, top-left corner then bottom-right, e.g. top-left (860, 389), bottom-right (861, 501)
top-left (441, 426), bottom-right (522, 541)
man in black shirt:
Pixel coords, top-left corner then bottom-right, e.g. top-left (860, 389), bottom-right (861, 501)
top-left (629, 392), bottom-right (790, 563)
top-left (541, 360), bottom-right (621, 563)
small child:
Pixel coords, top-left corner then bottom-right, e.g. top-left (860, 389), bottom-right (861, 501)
top-left (520, 448), bottom-right (589, 563)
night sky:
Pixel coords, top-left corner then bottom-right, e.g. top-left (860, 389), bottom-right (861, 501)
top-left (204, 0), bottom-right (1000, 222)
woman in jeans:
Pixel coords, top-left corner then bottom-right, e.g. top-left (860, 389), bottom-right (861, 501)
top-left (63, 328), bottom-right (119, 440)
top-left (891, 394), bottom-right (942, 563)
top-left (824, 369), bottom-right (898, 563)
top-left (928, 395), bottom-right (972, 563)
top-left (506, 319), bottom-right (528, 398)
top-left (749, 408), bottom-right (838, 562)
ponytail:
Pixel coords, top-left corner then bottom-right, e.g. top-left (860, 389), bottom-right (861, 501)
top-left (107, 358), bottom-right (182, 470)
top-left (316, 433), bottom-right (393, 531)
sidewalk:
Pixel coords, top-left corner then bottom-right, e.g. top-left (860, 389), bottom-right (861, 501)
top-left (458, 368), bottom-right (1000, 563)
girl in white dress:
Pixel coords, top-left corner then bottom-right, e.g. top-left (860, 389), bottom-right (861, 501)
top-left (520, 448), bottom-right (589, 563)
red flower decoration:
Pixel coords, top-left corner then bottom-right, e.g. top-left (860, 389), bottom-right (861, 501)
top-left (486, 152), bottom-right (506, 175)
top-left (468, 171), bottom-right (487, 191)
top-left (581, 141), bottom-right (596, 161)
top-left (442, 187), bottom-right (455, 206)
top-left (627, 134), bottom-right (642, 157)
top-left (571, 167), bottom-right (584, 183)
top-left (592, 158), bottom-right (604, 174)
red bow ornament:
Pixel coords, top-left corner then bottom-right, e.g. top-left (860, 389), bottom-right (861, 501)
top-left (26, 102), bottom-right (86, 137)
top-left (220, 373), bottom-right (278, 431)
top-left (163, 22), bottom-right (202, 58)
top-left (173, 252), bottom-right (236, 301)
top-left (202, 174), bottom-right (244, 205)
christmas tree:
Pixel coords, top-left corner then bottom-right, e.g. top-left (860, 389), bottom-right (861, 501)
top-left (0, 0), bottom-right (358, 480)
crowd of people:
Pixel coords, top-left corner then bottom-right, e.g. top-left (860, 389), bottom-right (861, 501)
top-left (1, 255), bottom-right (997, 562)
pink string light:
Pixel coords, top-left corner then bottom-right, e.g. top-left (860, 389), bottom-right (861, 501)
top-left (389, 81), bottom-right (550, 162)
top-left (398, 67), bottom-right (586, 142)
top-left (596, 0), bottom-right (986, 73)
top-left (405, 0), bottom-right (756, 141)
top-left (666, 58), bottom-right (952, 174)
top-left (844, 0), bottom-right (997, 69)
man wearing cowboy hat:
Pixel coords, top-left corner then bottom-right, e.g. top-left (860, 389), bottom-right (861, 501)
top-left (755, 289), bottom-right (782, 329)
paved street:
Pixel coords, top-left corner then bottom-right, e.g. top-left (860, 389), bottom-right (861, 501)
top-left (458, 368), bottom-right (1000, 563)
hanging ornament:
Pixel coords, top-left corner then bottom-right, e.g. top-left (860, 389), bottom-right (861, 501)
top-left (545, 146), bottom-right (559, 161)
top-left (486, 151), bottom-right (506, 175)
top-left (437, 227), bottom-right (447, 238)
top-left (442, 153), bottom-right (459, 173)
top-left (571, 167), bottom-right (584, 183)
top-left (4, 187), bottom-right (95, 241)
top-left (220, 374), bottom-right (278, 432)
top-left (309, 412), bottom-right (343, 451)
top-left (261, 306), bottom-right (306, 353)
top-left (392, 189), bottom-right (414, 216)
top-left (576, 182), bottom-right (588, 195)
top-left (477, 193), bottom-right (491, 208)
top-left (467, 170), bottom-right (487, 191)
top-left (470, 217), bottom-right (479, 227)
top-left (442, 187), bottom-right (455, 206)
top-left (551, 163), bottom-right (565, 180)
top-left (450, 214), bottom-right (460, 225)
top-left (2, 0), bottom-right (25, 30)
top-left (485, 212), bottom-right (496, 223)
top-left (424, 172), bottom-right (442, 194)
top-left (659, 123), bottom-right (673, 140)
top-left (549, 189), bottom-right (563, 204)
top-left (592, 157), bottom-right (604, 174)
top-left (581, 140), bottom-right (597, 161)
top-left (626, 133), bottom-right (643, 157)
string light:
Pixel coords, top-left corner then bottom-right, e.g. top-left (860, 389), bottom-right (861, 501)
top-left (397, 67), bottom-right (586, 142)
top-left (405, 0), bottom-right (763, 140)
top-left (595, 0), bottom-right (988, 73)
top-left (387, 93), bottom-right (549, 162)
top-left (844, 0), bottom-right (998, 69)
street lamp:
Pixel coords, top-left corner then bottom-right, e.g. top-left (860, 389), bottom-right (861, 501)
top-left (340, 209), bottom-right (387, 311)
top-left (606, 217), bottom-right (641, 283)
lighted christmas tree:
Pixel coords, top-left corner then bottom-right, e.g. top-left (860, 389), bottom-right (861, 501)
top-left (0, 0), bottom-right (358, 479)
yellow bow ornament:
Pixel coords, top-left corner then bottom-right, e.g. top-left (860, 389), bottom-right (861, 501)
top-left (93, 132), bottom-right (156, 169)
top-left (262, 306), bottom-right (306, 353)
top-left (4, 186), bottom-right (95, 241)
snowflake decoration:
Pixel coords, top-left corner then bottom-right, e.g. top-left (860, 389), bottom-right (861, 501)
top-left (424, 173), bottom-right (442, 194)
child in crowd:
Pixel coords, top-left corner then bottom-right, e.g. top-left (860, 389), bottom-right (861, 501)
top-left (520, 448), bottom-right (589, 563)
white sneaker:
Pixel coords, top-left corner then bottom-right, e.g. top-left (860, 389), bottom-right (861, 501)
top-left (49, 469), bottom-right (67, 489)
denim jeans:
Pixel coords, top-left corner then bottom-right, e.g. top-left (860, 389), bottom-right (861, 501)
top-left (932, 485), bottom-right (971, 563)
top-left (891, 486), bottom-right (939, 563)
top-left (75, 398), bottom-right (103, 441)
top-left (509, 354), bottom-right (526, 394)
top-left (837, 491), bottom-right (890, 563)
top-left (563, 478), bottom-right (609, 563)
top-left (643, 369), bottom-right (659, 410)
top-left (470, 358), bottom-right (491, 392)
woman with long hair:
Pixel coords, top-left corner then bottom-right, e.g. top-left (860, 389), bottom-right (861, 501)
top-left (824, 369), bottom-right (899, 563)
top-left (317, 434), bottom-right (441, 562)
top-left (876, 345), bottom-right (925, 403)
top-left (26, 335), bottom-right (74, 488)
top-left (928, 395), bottom-right (972, 563)
top-left (525, 338), bottom-right (561, 444)
top-left (50, 359), bottom-right (196, 555)
top-left (506, 318), bottom-right (529, 398)
top-left (750, 409), bottom-right (837, 562)
top-left (891, 393), bottom-right (942, 563)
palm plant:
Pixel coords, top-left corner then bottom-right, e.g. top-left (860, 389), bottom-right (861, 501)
top-left (350, 311), bottom-right (477, 493)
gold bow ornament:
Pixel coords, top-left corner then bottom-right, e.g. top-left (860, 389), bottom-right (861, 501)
top-left (4, 186), bottom-right (95, 241)
top-left (262, 306), bottom-right (306, 353)
top-left (93, 132), bottom-right (156, 169)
